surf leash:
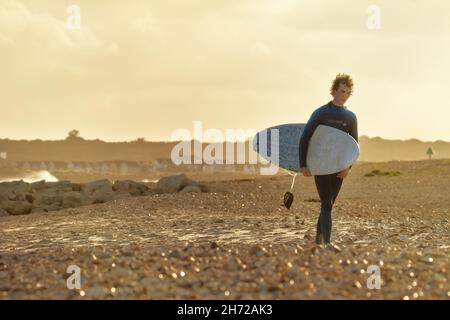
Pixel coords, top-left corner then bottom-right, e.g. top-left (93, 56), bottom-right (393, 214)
top-left (283, 170), bottom-right (297, 209)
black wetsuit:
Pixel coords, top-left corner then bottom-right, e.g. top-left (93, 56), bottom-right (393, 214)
top-left (299, 101), bottom-right (358, 243)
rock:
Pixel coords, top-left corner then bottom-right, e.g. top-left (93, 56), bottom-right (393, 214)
top-left (179, 185), bottom-right (202, 193)
top-left (71, 183), bottom-right (84, 192)
top-left (34, 193), bottom-right (63, 207)
top-left (0, 208), bottom-right (9, 217)
top-left (0, 180), bottom-right (31, 195)
top-left (155, 174), bottom-right (192, 193)
top-left (91, 190), bottom-right (130, 204)
top-left (142, 189), bottom-right (157, 196)
top-left (91, 189), bottom-right (113, 204)
top-left (37, 187), bottom-right (63, 195)
top-left (30, 179), bottom-right (46, 190)
top-left (0, 192), bottom-right (14, 202)
top-left (30, 179), bottom-right (47, 190)
top-left (83, 179), bottom-right (112, 195)
top-left (9, 192), bottom-right (35, 203)
top-left (1, 200), bottom-right (32, 215)
top-left (9, 192), bottom-right (25, 201)
top-left (61, 191), bottom-right (92, 209)
top-left (25, 193), bottom-right (35, 203)
top-left (112, 180), bottom-right (149, 196)
top-left (40, 181), bottom-right (73, 194)
top-left (0, 193), bottom-right (7, 203)
top-left (46, 180), bottom-right (72, 189)
top-left (155, 174), bottom-right (207, 193)
top-left (30, 207), bottom-right (48, 214)
top-left (42, 203), bottom-right (62, 212)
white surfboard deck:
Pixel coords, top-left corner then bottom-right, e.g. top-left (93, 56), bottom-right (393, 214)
top-left (307, 125), bottom-right (359, 175)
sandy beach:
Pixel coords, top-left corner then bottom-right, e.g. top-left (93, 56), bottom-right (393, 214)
top-left (0, 159), bottom-right (449, 299)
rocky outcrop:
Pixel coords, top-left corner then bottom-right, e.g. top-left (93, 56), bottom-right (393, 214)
top-left (0, 175), bottom-right (208, 217)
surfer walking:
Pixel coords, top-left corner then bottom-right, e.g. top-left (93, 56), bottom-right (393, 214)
top-left (299, 74), bottom-right (358, 252)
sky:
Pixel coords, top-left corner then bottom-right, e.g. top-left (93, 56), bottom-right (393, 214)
top-left (1, 0), bottom-right (450, 142)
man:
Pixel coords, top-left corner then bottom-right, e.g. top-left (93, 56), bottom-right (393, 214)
top-left (299, 73), bottom-right (358, 252)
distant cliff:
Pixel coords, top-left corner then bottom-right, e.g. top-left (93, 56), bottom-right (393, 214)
top-left (357, 136), bottom-right (450, 162)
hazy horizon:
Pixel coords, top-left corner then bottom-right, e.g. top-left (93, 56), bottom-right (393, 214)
top-left (2, 0), bottom-right (450, 142)
top-left (1, 133), bottom-right (450, 144)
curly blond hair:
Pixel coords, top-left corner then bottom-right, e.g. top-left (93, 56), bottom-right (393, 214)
top-left (330, 73), bottom-right (354, 95)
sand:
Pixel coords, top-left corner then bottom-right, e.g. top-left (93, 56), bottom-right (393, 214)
top-left (0, 160), bottom-right (449, 299)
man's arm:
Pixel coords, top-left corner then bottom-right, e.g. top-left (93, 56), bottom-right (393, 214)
top-left (349, 113), bottom-right (358, 143)
top-left (299, 109), bottom-right (322, 169)
top-left (347, 113), bottom-right (358, 170)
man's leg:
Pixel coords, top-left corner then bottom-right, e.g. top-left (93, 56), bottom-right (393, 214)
top-left (331, 174), bottom-right (344, 206)
top-left (315, 215), bottom-right (322, 244)
top-left (314, 174), bottom-right (334, 243)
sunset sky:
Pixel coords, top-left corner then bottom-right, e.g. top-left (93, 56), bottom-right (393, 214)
top-left (1, 0), bottom-right (449, 142)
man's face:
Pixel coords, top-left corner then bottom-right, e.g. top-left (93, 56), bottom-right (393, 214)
top-left (332, 84), bottom-right (352, 105)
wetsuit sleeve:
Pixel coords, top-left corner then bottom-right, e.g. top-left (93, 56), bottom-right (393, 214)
top-left (299, 109), bottom-right (322, 169)
top-left (348, 114), bottom-right (358, 169)
top-left (349, 114), bottom-right (358, 143)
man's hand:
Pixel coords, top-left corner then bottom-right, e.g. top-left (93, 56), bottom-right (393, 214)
top-left (300, 167), bottom-right (312, 177)
top-left (336, 167), bottom-right (351, 179)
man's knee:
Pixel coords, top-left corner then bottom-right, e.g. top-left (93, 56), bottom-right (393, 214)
top-left (320, 203), bottom-right (333, 214)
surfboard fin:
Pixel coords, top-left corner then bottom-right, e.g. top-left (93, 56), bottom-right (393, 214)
top-left (283, 191), bottom-right (294, 209)
top-left (283, 172), bottom-right (297, 209)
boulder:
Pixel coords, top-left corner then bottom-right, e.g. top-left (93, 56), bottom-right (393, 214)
top-left (112, 180), bottom-right (149, 196)
top-left (71, 183), bottom-right (84, 192)
top-left (84, 179), bottom-right (112, 195)
top-left (9, 192), bottom-right (35, 203)
top-left (0, 180), bottom-right (32, 202)
top-left (1, 200), bottom-right (32, 215)
top-left (40, 181), bottom-right (74, 194)
top-left (30, 180), bottom-right (47, 191)
top-left (9, 193), bottom-right (24, 201)
top-left (179, 185), bottom-right (202, 193)
top-left (30, 207), bottom-right (48, 214)
top-left (43, 203), bottom-right (62, 212)
top-left (34, 193), bottom-right (63, 207)
top-left (155, 174), bottom-right (207, 193)
top-left (142, 189), bottom-right (157, 196)
top-left (25, 193), bottom-right (35, 203)
top-left (0, 180), bottom-right (31, 195)
top-left (91, 189), bottom-right (130, 204)
top-left (46, 180), bottom-right (72, 188)
top-left (0, 208), bottom-right (8, 217)
top-left (61, 191), bottom-right (93, 209)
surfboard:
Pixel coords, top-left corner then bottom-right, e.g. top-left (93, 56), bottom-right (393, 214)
top-left (253, 123), bottom-right (360, 175)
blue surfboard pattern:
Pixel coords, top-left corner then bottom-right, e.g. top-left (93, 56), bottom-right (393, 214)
top-left (253, 123), bottom-right (306, 172)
